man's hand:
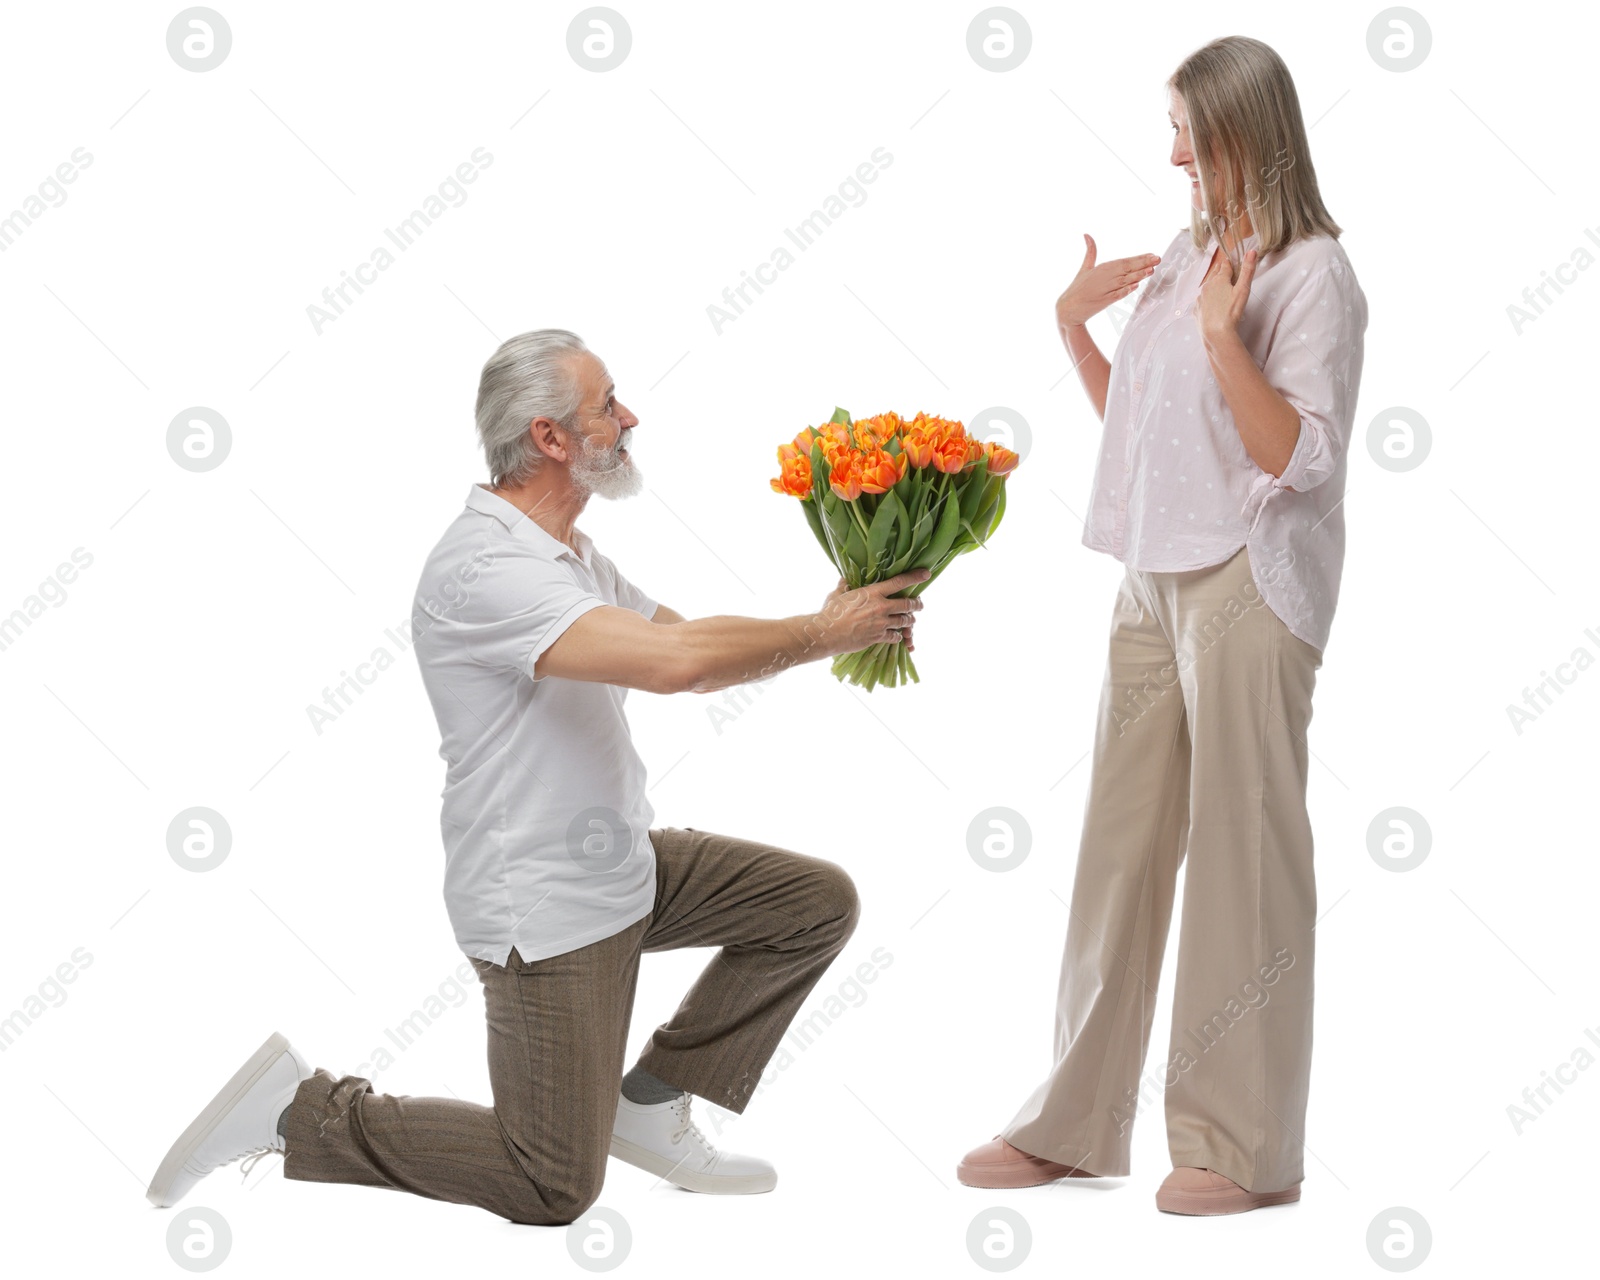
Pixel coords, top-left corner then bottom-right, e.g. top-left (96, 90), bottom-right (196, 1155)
top-left (532, 570), bottom-right (932, 696)
top-left (813, 569), bottom-right (930, 659)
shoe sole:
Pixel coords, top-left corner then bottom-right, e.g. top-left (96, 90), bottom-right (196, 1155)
top-left (608, 1135), bottom-right (777, 1194)
top-left (146, 1031), bottom-right (292, 1208)
top-left (956, 1161), bottom-right (1100, 1189)
top-left (1155, 1184), bottom-right (1301, 1215)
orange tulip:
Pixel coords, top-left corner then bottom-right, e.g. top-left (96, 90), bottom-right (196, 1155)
top-left (983, 441), bottom-right (1020, 476)
top-left (908, 412), bottom-right (963, 448)
top-left (853, 418), bottom-right (889, 452)
top-left (932, 435), bottom-right (969, 473)
top-left (857, 448), bottom-right (905, 495)
top-left (901, 430), bottom-right (935, 468)
top-left (819, 422), bottom-right (851, 451)
top-left (770, 442), bottom-right (812, 497)
top-left (829, 453), bottom-right (865, 500)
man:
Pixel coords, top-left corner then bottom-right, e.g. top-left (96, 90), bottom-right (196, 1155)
top-left (146, 328), bottom-right (927, 1224)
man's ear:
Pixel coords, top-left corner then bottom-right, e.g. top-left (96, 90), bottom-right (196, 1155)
top-left (528, 416), bottom-right (570, 462)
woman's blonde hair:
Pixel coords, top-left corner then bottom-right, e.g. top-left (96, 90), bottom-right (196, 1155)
top-left (1170, 36), bottom-right (1341, 272)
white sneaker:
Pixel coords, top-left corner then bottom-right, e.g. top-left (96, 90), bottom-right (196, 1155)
top-left (146, 1031), bottom-right (313, 1208)
top-left (610, 1091), bottom-right (777, 1194)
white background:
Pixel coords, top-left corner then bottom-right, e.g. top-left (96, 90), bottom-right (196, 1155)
top-left (2, 0), bottom-right (1595, 1275)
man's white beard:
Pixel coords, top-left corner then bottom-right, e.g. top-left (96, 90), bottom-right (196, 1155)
top-left (569, 426), bottom-right (642, 500)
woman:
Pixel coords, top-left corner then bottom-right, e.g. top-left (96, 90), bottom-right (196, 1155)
top-left (957, 36), bottom-right (1367, 1216)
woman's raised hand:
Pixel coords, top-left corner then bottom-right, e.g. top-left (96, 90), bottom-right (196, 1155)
top-left (1055, 234), bottom-right (1161, 329)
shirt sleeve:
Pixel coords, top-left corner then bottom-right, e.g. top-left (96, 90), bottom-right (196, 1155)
top-left (597, 552), bottom-right (658, 621)
top-left (458, 546), bottom-right (608, 682)
top-left (1248, 256), bottom-right (1367, 496)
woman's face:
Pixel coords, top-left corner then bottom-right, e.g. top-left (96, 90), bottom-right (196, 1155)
top-left (1168, 87), bottom-right (1203, 212)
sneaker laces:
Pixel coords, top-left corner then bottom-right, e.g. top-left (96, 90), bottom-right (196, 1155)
top-left (668, 1093), bottom-right (716, 1154)
top-left (236, 1144), bottom-right (283, 1179)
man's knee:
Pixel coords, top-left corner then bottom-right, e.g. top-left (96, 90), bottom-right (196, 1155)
top-left (808, 858), bottom-right (861, 940)
top-left (506, 1163), bottom-right (605, 1226)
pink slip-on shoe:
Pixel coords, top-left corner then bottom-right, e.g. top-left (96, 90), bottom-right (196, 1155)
top-left (1154, 1166), bottom-right (1301, 1215)
top-left (957, 1137), bottom-right (1101, 1188)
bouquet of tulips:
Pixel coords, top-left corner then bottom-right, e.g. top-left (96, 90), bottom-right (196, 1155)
top-left (769, 408), bottom-right (1019, 690)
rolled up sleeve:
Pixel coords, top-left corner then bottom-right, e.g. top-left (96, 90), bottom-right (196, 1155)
top-left (1253, 258), bottom-right (1367, 496)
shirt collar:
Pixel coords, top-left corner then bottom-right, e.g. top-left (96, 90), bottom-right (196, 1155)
top-left (1184, 228), bottom-right (1262, 298)
top-left (1202, 226), bottom-right (1261, 252)
top-left (464, 484), bottom-right (591, 562)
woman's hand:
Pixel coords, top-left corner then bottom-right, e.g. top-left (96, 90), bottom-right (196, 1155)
top-left (1055, 234), bottom-right (1160, 330)
top-left (1195, 245), bottom-right (1258, 341)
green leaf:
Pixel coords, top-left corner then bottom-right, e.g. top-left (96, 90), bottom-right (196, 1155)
top-left (958, 458), bottom-right (992, 523)
top-left (898, 466), bottom-right (925, 522)
top-left (969, 478), bottom-right (1005, 543)
top-left (866, 489), bottom-right (903, 573)
top-left (885, 473), bottom-right (936, 575)
top-left (829, 406), bottom-right (852, 425)
top-left (909, 470), bottom-right (937, 537)
top-left (820, 492), bottom-right (855, 576)
top-left (827, 496), bottom-right (871, 576)
top-left (989, 480), bottom-right (1008, 538)
top-left (892, 490), bottom-right (915, 562)
top-left (893, 466), bottom-right (915, 505)
top-left (799, 490), bottom-right (830, 556)
top-left (843, 518), bottom-right (868, 572)
top-left (912, 483), bottom-right (962, 571)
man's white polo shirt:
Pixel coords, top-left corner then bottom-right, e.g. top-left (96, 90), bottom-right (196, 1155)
top-left (410, 483), bottom-right (658, 966)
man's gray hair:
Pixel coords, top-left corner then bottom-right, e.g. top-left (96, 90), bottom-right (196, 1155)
top-left (475, 329), bottom-right (589, 487)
